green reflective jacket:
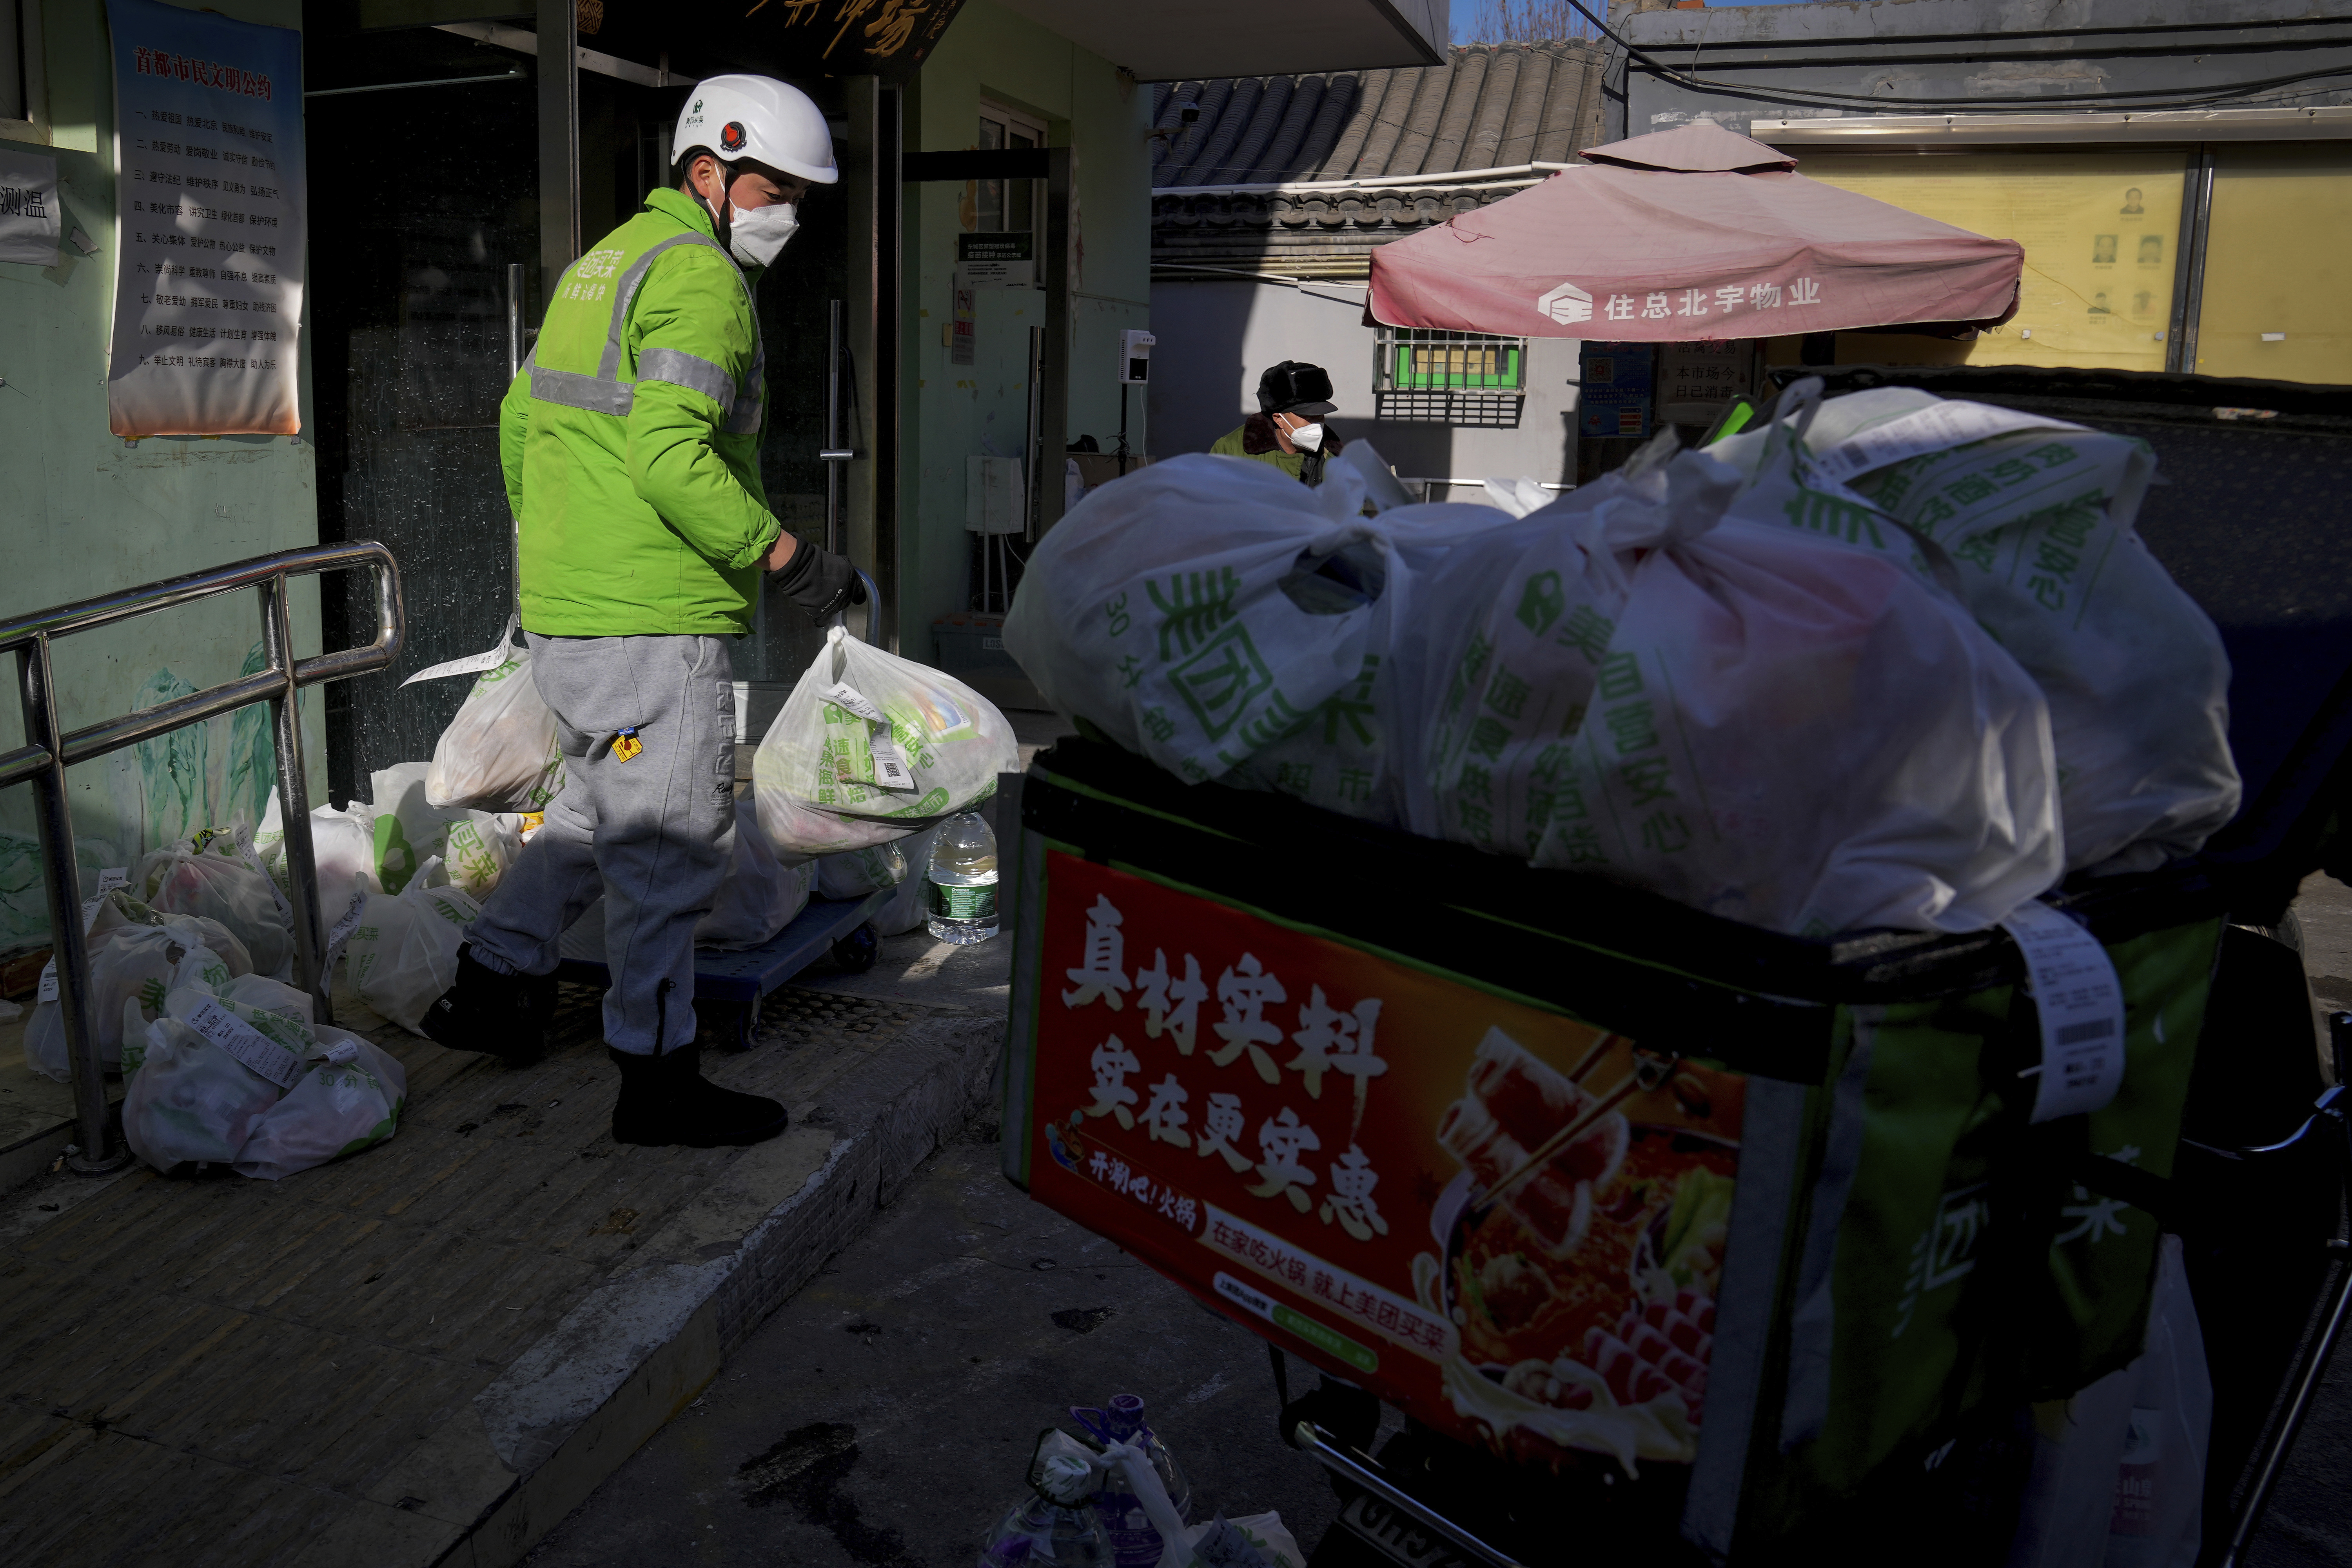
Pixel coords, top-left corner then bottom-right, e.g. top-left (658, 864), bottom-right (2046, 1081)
top-left (499, 187), bottom-right (780, 637)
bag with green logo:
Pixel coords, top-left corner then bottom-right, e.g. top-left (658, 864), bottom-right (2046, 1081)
top-left (414, 621), bottom-right (566, 815)
top-left (1708, 383), bottom-right (2240, 877)
top-left (345, 860), bottom-right (481, 1034)
top-left (754, 624), bottom-right (1017, 852)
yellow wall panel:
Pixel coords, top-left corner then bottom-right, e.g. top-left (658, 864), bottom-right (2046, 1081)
top-left (2195, 144), bottom-right (2352, 385)
top-left (1800, 151), bottom-right (2188, 372)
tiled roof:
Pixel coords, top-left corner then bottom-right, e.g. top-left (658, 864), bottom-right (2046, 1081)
top-left (1150, 42), bottom-right (1607, 188)
top-left (1149, 42), bottom-right (1609, 276)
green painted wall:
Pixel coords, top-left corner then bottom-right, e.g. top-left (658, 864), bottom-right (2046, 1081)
top-left (0, 0), bottom-right (325, 923)
top-left (902, 0), bottom-right (1152, 662)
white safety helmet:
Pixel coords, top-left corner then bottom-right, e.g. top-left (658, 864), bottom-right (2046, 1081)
top-left (673, 75), bottom-right (838, 186)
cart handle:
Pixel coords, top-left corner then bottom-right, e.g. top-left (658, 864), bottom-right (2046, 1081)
top-left (1292, 1421), bottom-right (1528, 1568)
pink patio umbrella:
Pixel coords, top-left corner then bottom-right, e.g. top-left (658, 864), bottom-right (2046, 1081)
top-left (1367, 121), bottom-right (2023, 341)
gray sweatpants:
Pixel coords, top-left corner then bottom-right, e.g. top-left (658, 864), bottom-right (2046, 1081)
top-left (466, 633), bottom-right (736, 1054)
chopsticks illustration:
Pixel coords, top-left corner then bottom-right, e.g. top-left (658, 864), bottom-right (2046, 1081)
top-left (1481, 1046), bottom-right (1679, 1211)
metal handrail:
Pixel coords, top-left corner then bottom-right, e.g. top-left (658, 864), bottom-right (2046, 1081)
top-left (6, 541), bottom-right (405, 1173)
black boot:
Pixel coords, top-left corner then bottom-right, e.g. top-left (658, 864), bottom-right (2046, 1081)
top-left (419, 944), bottom-right (556, 1066)
top-left (609, 1042), bottom-right (789, 1148)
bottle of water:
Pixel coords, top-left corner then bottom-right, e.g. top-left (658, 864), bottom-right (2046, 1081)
top-left (926, 811), bottom-right (999, 944)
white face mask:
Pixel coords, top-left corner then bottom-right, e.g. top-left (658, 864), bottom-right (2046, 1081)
top-left (1287, 420), bottom-right (1325, 452)
top-left (728, 200), bottom-right (800, 268)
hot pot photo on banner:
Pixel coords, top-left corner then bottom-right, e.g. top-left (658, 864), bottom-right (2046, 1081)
top-left (1026, 853), bottom-right (1745, 1475)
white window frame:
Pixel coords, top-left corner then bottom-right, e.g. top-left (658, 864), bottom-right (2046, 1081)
top-left (0, 0), bottom-right (49, 147)
top-left (975, 98), bottom-right (1048, 268)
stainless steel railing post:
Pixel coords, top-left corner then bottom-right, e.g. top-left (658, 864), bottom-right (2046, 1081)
top-left (259, 572), bottom-right (327, 1019)
top-left (18, 633), bottom-right (121, 1172)
top-left (0, 543), bottom-right (406, 1171)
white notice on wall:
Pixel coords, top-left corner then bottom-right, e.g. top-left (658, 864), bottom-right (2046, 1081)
top-left (105, 0), bottom-right (307, 437)
top-left (0, 148), bottom-right (62, 267)
top-left (2000, 900), bottom-right (2128, 1123)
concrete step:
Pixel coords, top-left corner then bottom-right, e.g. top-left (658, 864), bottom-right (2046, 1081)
top-left (0, 972), bottom-right (1002, 1568)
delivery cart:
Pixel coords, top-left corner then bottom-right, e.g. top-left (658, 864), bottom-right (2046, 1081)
top-left (995, 364), bottom-right (2352, 1566)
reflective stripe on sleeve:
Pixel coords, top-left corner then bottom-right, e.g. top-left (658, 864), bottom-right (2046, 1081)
top-left (638, 347), bottom-right (738, 413)
top-left (531, 363), bottom-right (634, 415)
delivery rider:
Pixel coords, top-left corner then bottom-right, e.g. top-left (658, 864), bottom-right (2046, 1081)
top-left (422, 75), bottom-right (860, 1150)
top-left (1211, 361), bottom-right (1345, 485)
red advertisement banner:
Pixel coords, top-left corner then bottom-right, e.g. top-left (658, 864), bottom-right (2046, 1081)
top-left (1026, 851), bottom-right (1748, 1474)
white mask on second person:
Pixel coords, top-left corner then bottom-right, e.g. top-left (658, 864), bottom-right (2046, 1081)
top-left (728, 200), bottom-right (800, 267)
top-left (1288, 420), bottom-right (1325, 452)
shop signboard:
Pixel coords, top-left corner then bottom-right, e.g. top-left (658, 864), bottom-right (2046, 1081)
top-left (105, 0), bottom-right (306, 438)
top-left (1025, 851), bottom-right (1746, 1475)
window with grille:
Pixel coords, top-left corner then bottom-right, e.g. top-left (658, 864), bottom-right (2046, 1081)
top-left (1374, 327), bottom-right (1528, 425)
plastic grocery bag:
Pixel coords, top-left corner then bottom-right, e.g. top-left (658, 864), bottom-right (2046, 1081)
top-left (1415, 451), bottom-right (1703, 853)
top-left (1003, 454), bottom-right (1394, 786)
top-left (136, 837), bottom-right (296, 980)
top-left (22, 903), bottom-right (256, 1081)
top-left (442, 811), bottom-right (522, 898)
top-left (234, 1025), bottom-right (407, 1180)
top-left (696, 797), bottom-right (813, 949)
top-left (411, 619), bottom-right (567, 813)
top-left (816, 840), bottom-right (905, 900)
top-left (2103, 1235), bottom-right (2210, 1567)
top-left (122, 975), bottom-right (308, 1170)
top-left (754, 623), bottom-right (1017, 847)
top-left (1218, 502), bottom-right (1527, 832)
top-left (2004, 1236), bottom-right (2209, 1568)
top-left (870, 822), bottom-right (946, 936)
top-left (1520, 395), bottom-right (2063, 935)
top-left (1738, 385), bottom-right (2239, 877)
top-left (345, 865), bottom-right (483, 1034)
top-left (256, 795), bottom-right (382, 900)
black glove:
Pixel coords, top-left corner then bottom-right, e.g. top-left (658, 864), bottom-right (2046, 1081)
top-left (772, 539), bottom-right (866, 620)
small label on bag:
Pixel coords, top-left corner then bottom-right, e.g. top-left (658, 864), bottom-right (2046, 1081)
top-left (2000, 900), bottom-right (2127, 1123)
top-left (319, 1038), bottom-right (362, 1065)
top-left (869, 738), bottom-right (915, 790)
top-left (185, 996), bottom-right (305, 1089)
top-left (98, 867), bottom-right (128, 893)
top-left (820, 682), bottom-right (886, 723)
top-left (37, 963), bottom-right (58, 1003)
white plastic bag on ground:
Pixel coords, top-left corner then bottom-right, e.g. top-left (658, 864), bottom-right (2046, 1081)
top-left (414, 622), bottom-right (567, 813)
top-left (441, 811), bottom-right (522, 898)
top-left (256, 795), bottom-right (381, 900)
top-left (233, 1025), bottom-right (407, 1180)
top-left (1003, 453), bottom-right (1391, 786)
top-left (816, 841), bottom-right (906, 900)
top-left (870, 822), bottom-right (946, 936)
top-left (122, 973), bottom-right (305, 1170)
top-left (1519, 404), bottom-right (2062, 935)
top-left (697, 797), bottom-right (814, 949)
top-left (22, 905), bottom-right (256, 1082)
top-left (346, 866), bottom-right (482, 1034)
top-left (1752, 385), bottom-right (2240, 876)
top-left (754, 624), bottom-right (1018, 849)
top-left (136, 838), bottom-right (295, 980)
